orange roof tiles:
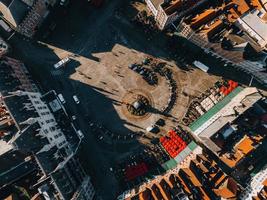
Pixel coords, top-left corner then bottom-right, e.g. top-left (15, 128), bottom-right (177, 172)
top-left (220, 135), bottom-right (263, 168)
top-left (236, 136), bottom-right (254, 154)
top-left (224, 0), bottom-right (250, 23)
top-left (214, 187), bottom-right (236, 199)
top-left (199, 187), bottom-right (211, 200)
top-left (253, 196), bottom-right (261, 200)
top-left (179, 167), bottom-right (211, 200)
top-left (156, 181), bottom-right (172, 200)
top-left (214, 174), bottom-right (226, 187)
top-left (232, 0), bottom-right (250, 14)
top-left (181, 168), bottom-right (202, 186)
top-left (213, 177), bottom-right (238, 199)
top-left (227, 7), bottom-right (240, 23)
top-left (262, 13), bottom-right (267, 21)
top-left (127, 152), bottom-right (241, 200)
top-left (220, 152), bottom-right (242, 168)
top-left (164, 0), bottom-right (183, 15)
top-left (250, 0), bottom-right (263, 10)
top-left (190, 9), bottom-right (217, 30)
top-left (194, 160), bottom-right (209, 173)
top-left (164, 177), bottom-right (174, 188)
top-left (4, 194), bottom-right (18, 200)
top-left (138, 188), bottom-right (153, 200)
top-left (201, 19), bottom-right (224, 38)
top-left (151, 184), bottom-right (164, 200)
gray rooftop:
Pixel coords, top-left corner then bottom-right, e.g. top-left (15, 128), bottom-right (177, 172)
top-left (236, 9), bottom-right (267, 48)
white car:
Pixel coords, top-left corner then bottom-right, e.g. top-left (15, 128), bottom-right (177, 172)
top-left (57, 93), bottom-right (66, 104)
top-left (54, 57), bottom-right (70, 69)
top-left (71, 115), bottom-right (76, 120)
top-left (77, 130), bottom-right (84, 139)
top-left (72, 95), bottom-right (80, 104)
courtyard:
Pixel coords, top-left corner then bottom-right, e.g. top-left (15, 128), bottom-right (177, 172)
top-left (69, 43), bottom-right (220, 147)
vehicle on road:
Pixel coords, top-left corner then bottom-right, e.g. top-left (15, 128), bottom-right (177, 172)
top-left (73, 95), bottom-right (80, 104)
top-left (77, 130), bottom-right (84, 139)
top-left (57, 93), bottom-right (66, 104)
top-left (193, 61), bottom-right (209, 73)
top-left (72, 115), bottom-right (76, 120)
top-left (60, 0), bottom-right (69, 6)
top-left (54, 57), bottom-right (70, 69)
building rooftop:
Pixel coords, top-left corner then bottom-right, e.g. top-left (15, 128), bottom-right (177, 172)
top-left (190, 86), bottom-right (244, 133)
top-left (0, 150), bottom-right (35, 187)
top-left (0, 140), bottom-right (12, 156)
top-left (13, 121), bottom-right (49, 153)
top-left (189, 85), bottom-right (267, 172)
top-left (0, 0), bottom-right (29, 28)
top-left (236, 9), bottom-right (267, 48)
top-left (190, 87), bottom-right (261, 135)
top-left (122, 151), bottom-right (240, 200)
top-left (240, 164), bottom-right (267, 199)
top-left (150, 0), bottom-right (164, 9)
top-left (35, 146), bottom-right (62, 174)
top-left (0, 37), bottom-right (8, 57)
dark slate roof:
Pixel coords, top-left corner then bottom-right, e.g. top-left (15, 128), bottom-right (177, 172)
top-left (4, 95), bottom-right (39, 129)
top-left (0, 149), bottom-right (35, 187)
top-left (35, 146), bottom-right (64, 174)
top-left (0, 60), bottom-right (22, 95)
top-left (51, 170), bottom-right (75, 199)
top-left (13, 122), bottom-right (49, 153)
top-left (0, 59), bottom-right (39, 130)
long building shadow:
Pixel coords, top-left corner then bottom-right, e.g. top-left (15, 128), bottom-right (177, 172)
top-left (33, 0), bottom-right (187, 70)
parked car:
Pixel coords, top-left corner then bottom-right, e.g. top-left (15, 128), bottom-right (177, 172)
top-left (77, 130), bottom-right (84, 139)
top-left (73, 95), bottom-right (80, 104)
top-left (71, 115), bottom-right (76, 120)
top-left (57, 93), bottom-right (66, 104)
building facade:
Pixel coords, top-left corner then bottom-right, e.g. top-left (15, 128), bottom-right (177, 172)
top-left (0, 0), bottom-right (57, 37)
top-left (145, 0), bottom-right (208, 30)
top-left (0, 56), bottom-right (95, 199)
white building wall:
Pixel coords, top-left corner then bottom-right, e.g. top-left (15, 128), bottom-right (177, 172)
top-left (156, 5), bottom-right (169, 30)
top-left (145, 0), bottom-right (158, 16)
top-left (28, 92), bottom-right (67, 149)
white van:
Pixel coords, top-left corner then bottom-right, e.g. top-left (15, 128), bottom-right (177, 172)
top-left (73, 95), bottom-right (80, 104)
top-left (77, 130), bottom-right (84, 139)
top-left (58, 93), bottom-right (66, 104)
top-left (54, 57), bottom-right (70, 69)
